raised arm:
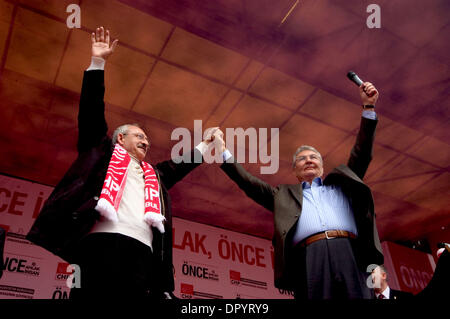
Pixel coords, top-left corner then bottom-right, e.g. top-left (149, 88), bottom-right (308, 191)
top-left (217, 132), bottom-right (277, 212)
top-left (347, 82), bottom-right (379, 179)
top-left (77, 27), bottom-right (118, 152)
top-left (155, 127), bottom-right (221, 189)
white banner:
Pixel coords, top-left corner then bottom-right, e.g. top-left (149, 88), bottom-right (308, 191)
top-left (0, 174), bottom-right (292, 299)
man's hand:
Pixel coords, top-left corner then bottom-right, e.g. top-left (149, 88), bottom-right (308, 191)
top-left (213, 131), bottom-right (226, 154)
top-left (203, 127), bottom-right (220, 145)
top-left (359, 82), bottom-right (379, 106)
top-left (91, 26), bottom-right (118, 60)
top-left (203, 127), bottom-right (226, 153)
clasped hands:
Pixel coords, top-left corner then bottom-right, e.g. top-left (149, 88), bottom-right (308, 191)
top-left (203, 127), bottom-right (226, 154)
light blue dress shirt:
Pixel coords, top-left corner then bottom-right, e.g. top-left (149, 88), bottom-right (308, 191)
top-left (291, 111), bottom-right (376, 245)
top-left (291, 177), bottom-right (358, 245)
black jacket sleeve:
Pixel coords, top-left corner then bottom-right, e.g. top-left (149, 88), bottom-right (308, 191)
top-left (347, 116), bottom-right (378, 179)
top-left (77, 70), bottom-right (108, 152)
top-left (155, 148), bottom-right (203, 190)
top-left (221, 158), bottom-right (276, 212)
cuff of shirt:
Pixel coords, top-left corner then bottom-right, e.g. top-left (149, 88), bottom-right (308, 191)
top-left (86, 56), bottom-right (105, 71)
top-left (362, 110), bottom-right (377, 120)
top-left (222, 149), bottom-right (233, 162)
top-left (195, 142), bottom-right (209, 155)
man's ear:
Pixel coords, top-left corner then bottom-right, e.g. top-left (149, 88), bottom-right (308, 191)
top-left (117, 133), bottom-right (126, 146)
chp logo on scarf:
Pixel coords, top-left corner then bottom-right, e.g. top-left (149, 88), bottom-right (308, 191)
top-left (95, 144), bottom-right (165, 232)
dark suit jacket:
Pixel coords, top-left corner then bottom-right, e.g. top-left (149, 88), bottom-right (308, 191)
top-left (221, 117), bottom-right (384, 290)
top-left (26, 70), bottom-right (202, 293)
top-left (389, 288), bottom-right (413, 299)
top-left (416, 247), bottom-right (450, 299)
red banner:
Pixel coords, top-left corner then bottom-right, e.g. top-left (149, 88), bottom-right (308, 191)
top-left (382, 241), bottom-right (435, 295)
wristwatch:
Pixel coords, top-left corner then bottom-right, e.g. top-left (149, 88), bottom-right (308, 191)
top-left (362, 104), bottom-right (375, 109)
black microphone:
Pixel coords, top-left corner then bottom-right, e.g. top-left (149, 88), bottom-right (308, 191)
top-left (347, 71), bottom-right (363, 86)
top-left (347, 71), bottom-right (376, 97)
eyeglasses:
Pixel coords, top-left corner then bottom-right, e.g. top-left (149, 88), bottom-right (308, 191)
top-left (123, 132), bottom-right (150, 145)
top-left (295, 154), bottom-right (321, 163)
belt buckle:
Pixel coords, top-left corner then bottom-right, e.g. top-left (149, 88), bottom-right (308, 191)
top-left (325, 230), bottom-right (336, 240)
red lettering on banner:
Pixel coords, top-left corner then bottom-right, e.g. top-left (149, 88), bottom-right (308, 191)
top-left (218, 237), bottom-right (230, 259)
top-left (400, 265), bottom-right (432, 290)
top-left (244, 245), bottom-right (255, 265)
top-left (217, 236), bottom-right (266, 268)
top-left (244, 245), bottom-right (254, 265)
top-left (9, 191), bottom-right (27, 215)
top-left (0, 188), bottom-right (11, 212)
top-left (172, 228), bottom-right (208, 255)
top-left (195, 233), bottom-right (207, 255)
top-left (231, 242), bottom-right (244, 263)
top-left (181, 230), bottom-right (194, 252)
top-left (255, 247), bottom-right (266, 267)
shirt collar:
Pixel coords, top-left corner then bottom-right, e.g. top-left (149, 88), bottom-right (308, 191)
top-left (129, 153), bottom-right (141, 164)
top-left (302, 177), bottom-right (323, 189)
top-left (383, 286), bottom-right (390, 299)
top-left (376, 286), bottom-right (390, 299)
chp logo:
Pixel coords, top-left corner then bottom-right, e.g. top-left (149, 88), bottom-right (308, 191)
top-left (229, 269), bottom-right (267, 290)
top-left (180, 283), bottom-right (223, 299)
top-left (180, 283), bottom-right (194, 299)
top-left (55, 262), bottom-right (81, 288)
top-left (230, 269), bottom-right (241, 286)
top-left (55, 262), bottom-right (72, 281)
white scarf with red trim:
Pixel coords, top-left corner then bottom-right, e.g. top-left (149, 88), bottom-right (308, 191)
top-left (95, 144), bottom-right (165, 233)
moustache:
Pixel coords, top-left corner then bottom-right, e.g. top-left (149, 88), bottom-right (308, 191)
top-left (137, 144), bottom-right (148, 151)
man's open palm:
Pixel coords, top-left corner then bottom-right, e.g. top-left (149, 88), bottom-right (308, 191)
top-left (91, 26), bottom-right (118, 60)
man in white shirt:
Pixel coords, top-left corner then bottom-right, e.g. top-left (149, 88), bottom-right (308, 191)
top-left (27, 27), bottom-right (222, 299)
top-left (372, 265), bottom-right (413, 299)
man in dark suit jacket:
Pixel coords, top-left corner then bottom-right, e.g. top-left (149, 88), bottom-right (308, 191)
top-left (218, 82), bottom-right (383, 299)
top-left (416, 244), bottom-right (450, 299)
top-left (372, 265), bottom-right (413, 299)
top-left (26, 27), bottom-right (218, 299)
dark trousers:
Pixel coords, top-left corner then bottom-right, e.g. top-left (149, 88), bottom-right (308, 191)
top-left (69, 232), bottom-right (159, 299)
top-left (292, 238), bottom-right (373, 299)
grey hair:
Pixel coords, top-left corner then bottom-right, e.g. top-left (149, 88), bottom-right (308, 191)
top-left (112, 123), bottom-right (144, 145)
top-left (292, 145), bottom-right (323, 168)
top-left (377, 264), bottom-right (388, 278)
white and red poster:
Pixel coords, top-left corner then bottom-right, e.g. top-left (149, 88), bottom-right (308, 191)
top-left (0, 174), bottom-right (293, 299)
top-left (0, 174), bottom-right (437, 299)
top-left (172, 218), bottom-right (293, 299)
